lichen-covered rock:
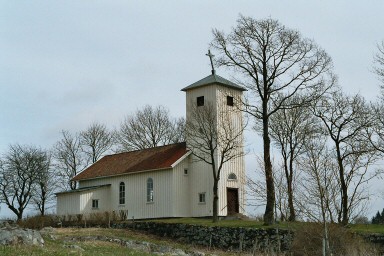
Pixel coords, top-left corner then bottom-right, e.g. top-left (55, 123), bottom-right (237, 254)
top-left (0, 225), bottom-right (44, 246)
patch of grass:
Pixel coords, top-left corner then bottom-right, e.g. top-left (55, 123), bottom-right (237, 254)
top-left (55, 227), bottom-right (190, 250)
top-left (50, 228), bottom-right (232, 255)
top-left (350, 224), bottom-right (384, 234)
top-left (0, 232), bottom-right (153, 256)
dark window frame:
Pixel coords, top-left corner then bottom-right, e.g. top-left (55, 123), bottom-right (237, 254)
top-left (147, 178), bottom-right (154, 202)
top-left (227, 96), bottom-right (234, 106)
top-left (119, 182), bottom-right (125, 205)
top-left (198, 193), bottom-right (206, 203)
top-left (92, 199), bottom-right (99, 209)
top-left (197, 96), bottom-right (204, 106)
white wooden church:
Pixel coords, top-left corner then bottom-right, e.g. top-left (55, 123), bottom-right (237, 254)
top-left (56, 69), bottom-right (246, 219)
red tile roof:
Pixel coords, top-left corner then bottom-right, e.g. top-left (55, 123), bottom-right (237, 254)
top-left (72, 142), bottom-right (188, 181)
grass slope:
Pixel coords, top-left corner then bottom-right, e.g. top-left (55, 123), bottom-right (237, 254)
top-left (0, 228), bottom-right (235, 256)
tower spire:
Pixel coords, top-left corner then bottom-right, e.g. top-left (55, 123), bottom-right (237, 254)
top-left (206, 50), bottom-right (215, 75)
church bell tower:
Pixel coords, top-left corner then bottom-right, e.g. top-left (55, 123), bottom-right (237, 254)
top-left (181, 51), bottom-right (247, 217)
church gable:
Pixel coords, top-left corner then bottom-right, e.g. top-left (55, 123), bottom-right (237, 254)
top-left (73, 142), bottom-right (188, 181)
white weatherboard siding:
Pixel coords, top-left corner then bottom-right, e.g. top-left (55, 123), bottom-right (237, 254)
top-left (56, 186), bottom-right (111, 216)
top-left (217, 158), bottom-right (246, 216)
top-left (78, 169), bottom-right (174, 219)
top-left (57, 192), bottom-right (81, 215)
top-left (171, 156), bottom-right (191, 217)
top-left (80, 186), bottom-right (111, 215)
top-left (185, 84), bottom-right (217, 217)
top-left (216, 86), bottom-right (246, 216)
top-left (185, 85), bottom-right (218, 122)
top-left (189, 157), bottom-right (214, 217)
top-left (185, 83), bottom-right (246, 217)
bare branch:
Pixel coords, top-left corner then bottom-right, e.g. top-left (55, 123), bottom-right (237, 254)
top-left (117, 105), bottom-right (184, 152)
top-left (80, 122), bottom-right (115, 164)
top-left (0, 145), bottom-right (49, 220)
top-left (211, 16), bottom-right (335, 224)
top-left (312, 91), bottom-right (379, 224)
top-left (53, 130), bottom-right (86, 190)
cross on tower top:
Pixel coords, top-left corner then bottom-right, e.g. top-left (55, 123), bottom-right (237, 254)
top-left (206, 50), bottom-right (215, 75)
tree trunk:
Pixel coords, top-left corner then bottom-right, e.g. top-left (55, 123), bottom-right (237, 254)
top-left (7, 204), bottom-right (23, 221)
top-left (287, 155), bottom-right (295, 221)
top-left (335, 143), bottom-right (348, 225)
top-left (41, 194), bottom-right (46, 216)
top-left (263, 111), bottom-right (275, 225)
top-left (213, 178), bottom-right (219, 223)
top-left (16, 210), bottom-right (23, 221)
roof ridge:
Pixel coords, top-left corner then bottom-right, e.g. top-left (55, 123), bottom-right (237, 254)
top-left (105, 141), bottom-right (186, 158)
top-left (181, 73), bottom-right (246, 91)
top-left (72, 142), bottom-right (189, 181)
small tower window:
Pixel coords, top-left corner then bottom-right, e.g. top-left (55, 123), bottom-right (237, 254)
top-left (197, 96), bottom-right (204, 106)
top-left (184, 168), bottom-right (188, 175)
top-left (227, 96), bottom-right (234, 106)
top-left (228, 173), bottom-right (237, 180)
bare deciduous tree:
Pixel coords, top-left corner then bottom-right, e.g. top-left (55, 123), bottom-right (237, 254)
top-left (54, 130), bottom-right (86, 190)
top-left (269, 95), bottom-right (320, 221)
top-left (297, 137), bottom-right (340, 223)
top-left (373, 40), bottom-right (384, 92)
top-left (312, 91), bottom-right (378, 225)
top-left (247, 156), bottom-right (292, 221)
top-left (185, 102), bottom-right (244, 222)
top-left (117, 105), bottom-right (185, 152)
top-left (80, 122), bottom-right (115, 164)
top-left (32, 151), bottom-right (57, 216)
top-left (211, 16), bottom-right (335, 224)
top-left (0, 145), bottom-right (49, 220)
top-left (370, 102), bottom-right (384, 154)
top-left (297, 137), bottom-right (340, 256)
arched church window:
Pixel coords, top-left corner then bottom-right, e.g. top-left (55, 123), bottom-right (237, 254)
top-left (228, 173), bottom-right (237, 180)
top-left (147, 178), bottom-right (154, 202)
top-left (119, 182), bottom-right (125, 205)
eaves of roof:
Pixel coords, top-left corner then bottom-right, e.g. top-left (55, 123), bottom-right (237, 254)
top-left (73, 166), bottom-right (172, 182)
top-left (55, 184), bottom-right (111, 196)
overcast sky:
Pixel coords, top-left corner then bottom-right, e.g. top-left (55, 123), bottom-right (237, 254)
top-left (1, 1), bottom-right (383, 218)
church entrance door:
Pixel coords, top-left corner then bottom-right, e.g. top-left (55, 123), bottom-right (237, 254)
top-left (226, 188), bottom-right (239, 215)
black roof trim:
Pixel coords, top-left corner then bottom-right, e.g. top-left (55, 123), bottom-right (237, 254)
top-left (55, 184), bottom-right (111, 195)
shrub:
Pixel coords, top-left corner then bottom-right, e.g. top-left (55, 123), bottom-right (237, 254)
top-left (290, 223), bottom-right (378, 256)
top-left (18, 215), bottom-right (61, 229)
top-left (353, 216), bottom-right (370, 224)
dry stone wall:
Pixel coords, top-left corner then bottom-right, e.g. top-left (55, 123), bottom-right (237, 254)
top-left (113, 222), bottom-right (294, 253)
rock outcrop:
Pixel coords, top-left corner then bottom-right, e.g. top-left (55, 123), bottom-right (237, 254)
top-left (0, 221), bottom-right (44, 246)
